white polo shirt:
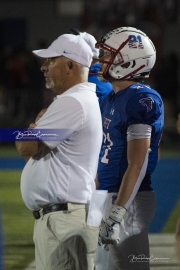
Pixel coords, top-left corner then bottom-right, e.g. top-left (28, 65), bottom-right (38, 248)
top-left (20, 82), bottom-right (103, 210)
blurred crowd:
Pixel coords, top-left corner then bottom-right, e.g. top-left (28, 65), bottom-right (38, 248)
top-left (0, 45), bottom-right (56, 128)
top-left (82, 0), bottom-right (177, 52)
top-left (0, 0), bottom-right (180, 147)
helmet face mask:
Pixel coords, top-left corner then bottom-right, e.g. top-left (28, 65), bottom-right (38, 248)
top-left (96, 27), bottom-right (156, 81)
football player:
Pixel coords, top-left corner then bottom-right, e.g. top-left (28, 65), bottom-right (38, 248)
top-left (94, 27), bottom-right (164, 270)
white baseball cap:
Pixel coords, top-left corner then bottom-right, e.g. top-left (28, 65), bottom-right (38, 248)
top-left (80, 32), bottom-right (99, 58)
top-left (68, 28), bottom-right (99, 58)
top-left (32, 34), bottom-right (93, 68)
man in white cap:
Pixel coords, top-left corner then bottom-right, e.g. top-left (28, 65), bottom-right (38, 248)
top-left (15, 34), bottom-right (103, 270)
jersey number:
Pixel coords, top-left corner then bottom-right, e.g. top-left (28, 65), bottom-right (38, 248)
top-left (101, 132), bottom-right (113, 164)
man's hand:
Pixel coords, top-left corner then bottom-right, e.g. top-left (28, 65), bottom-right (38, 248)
top-left (29, 123), bottom-right (37, 129)
top-left (28, 108), bottom-right (47, 129)
top-left (35, 108), bottom-right (47, 123)
top-left (15, 109), bottom-right (48, 161)
top-left (98, 219), bottom-right (110, 250)
top-left (99, 205), bottom-right (126, 246)
top-left (105, 205), bottom-right (126, 244)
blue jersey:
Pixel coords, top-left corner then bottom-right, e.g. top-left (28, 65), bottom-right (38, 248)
top-left (88, 63), bottom-right (112, 109)
top-left (98, 83), bottom-right (164, 192)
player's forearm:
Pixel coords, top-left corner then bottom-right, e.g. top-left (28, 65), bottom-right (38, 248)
top-left (115, 138), bottom-right (151, 208)
top-left (115, 165), bottom-right (142, 208)
top-left (15, 141), bottom-right (45, 161)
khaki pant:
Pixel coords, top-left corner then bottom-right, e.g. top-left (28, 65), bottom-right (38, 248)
top-left (33, 203), bottom-right (99, 270)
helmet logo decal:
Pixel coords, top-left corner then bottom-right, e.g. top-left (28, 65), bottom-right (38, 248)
top-left (139, 97), bottom-right (154, 112)
top-left (128, 35), bottom-right (144, 49)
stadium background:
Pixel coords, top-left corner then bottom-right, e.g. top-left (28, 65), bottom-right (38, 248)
top-left (0, 0), bottom-right (180, 269)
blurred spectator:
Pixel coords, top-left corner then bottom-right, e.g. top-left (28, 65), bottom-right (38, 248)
top-left (176, 113), bottom-right (180, 135)
top-left (0, 84), bottom-right (10, 127)
top-left (154, 52), bottom-right (180, 131)
top-left (4, 47), bottom-right (47, 127)
top-left (136, 4), bottom-right (163, 66)
top-left (5, 48), bottom-right (28, 124)
top-left (22, 51), bottom-right (44, 125)
top-left (0, 85), bottom-right (6, 115)
top-left (36, 39), bottom-right (56, 109)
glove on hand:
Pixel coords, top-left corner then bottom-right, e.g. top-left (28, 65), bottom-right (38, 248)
top-left (98, 219), bottom-right (111, 250)
top-left (106, 205), bottom-right (126, 244)
top-left (98, 219), bottom-right (107, 246)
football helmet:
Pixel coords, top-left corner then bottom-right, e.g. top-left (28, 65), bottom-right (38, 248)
top-left (96, 27), bottom-right (156, 80)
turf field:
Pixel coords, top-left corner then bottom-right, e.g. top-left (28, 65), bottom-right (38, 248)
top-left (0, 170), bottom-right (34, 270)
top-left (0, 145), bottom-right (34, 270)
top-left (0, 144), bottom-right (180, 269)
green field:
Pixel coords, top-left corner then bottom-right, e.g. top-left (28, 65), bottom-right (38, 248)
top-left (0, 171), bottom-right (34, 270)
top-left (0, 145), bottom-right (35, 270)
top-left (163, 200), bottom-right (180, 233)
top-left (0, 145), bottom-right (20, 158)
top-left (1, 143), bottom-right (180, 158)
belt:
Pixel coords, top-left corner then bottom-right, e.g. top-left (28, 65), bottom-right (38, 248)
top-left (33, 203), bottom-right (68, 219)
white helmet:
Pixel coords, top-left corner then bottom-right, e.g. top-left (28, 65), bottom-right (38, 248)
top-left (96, 26), bottom-right (156, 81)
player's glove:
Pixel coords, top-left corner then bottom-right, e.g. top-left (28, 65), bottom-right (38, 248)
top-left (98, 219), bottom-right (109, 251)
top-left (105, 205), bottom-right (126, 244)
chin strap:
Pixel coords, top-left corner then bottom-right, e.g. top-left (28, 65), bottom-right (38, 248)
top-left (119, 65), bottom-right (146, 80)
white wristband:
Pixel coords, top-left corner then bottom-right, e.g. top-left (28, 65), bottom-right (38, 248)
top-left (109, 205), bottom-right (126, 223)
